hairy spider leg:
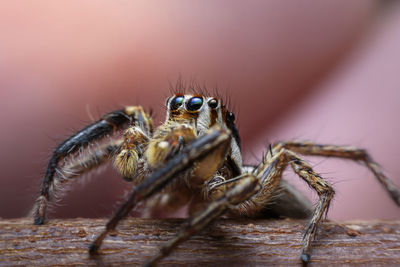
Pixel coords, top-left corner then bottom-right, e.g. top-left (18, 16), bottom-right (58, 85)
top-left (286, 151), bottom-right (334, 263)
top-left (144, 174), bottom-right (261, 267)
top-left (236, 147), bottom-right (334, 263)
top-left (31, 141), bottom-right (123, 219)
top-left (89, 126), bottom-right (231, 255)
top-left (143, 147), bottom-right (291, 265)
top-left (50, 141), bottom-right (122, 185)
top-left (141, 123), bottom-right (199, 218)
top-left (145, 141), bottom-right (343, 265)
top-left (278, 141), bottom-right (400, 205)
top-left (232, 141), bottom-right (399, 263)
top-left (218, 166), bottom-right (312, 219)
top-left (33, 106), bottom-right (151, 225)
top-left (113, 125), bottom-right (151, 182)
top-left (32, 141), bottom-right (123, 209)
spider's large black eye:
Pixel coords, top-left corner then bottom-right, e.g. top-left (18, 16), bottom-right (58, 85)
top-left (170, 96), bottom-right (184, 110)
top-left (208, 98), bottom-right (218, 109)
top-left (186, 97), bottom-right (203, 111)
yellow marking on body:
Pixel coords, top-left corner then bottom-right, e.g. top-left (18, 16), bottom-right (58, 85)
top-left (125, 106), bottom-right (141, 115)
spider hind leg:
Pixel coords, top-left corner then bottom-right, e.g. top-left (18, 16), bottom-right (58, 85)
top-left (280, 141), bottom-right (400, 205)
top-left (231, 147), bottom-right (334, 263)
top-left (236, 140), bottom-right (399, 263)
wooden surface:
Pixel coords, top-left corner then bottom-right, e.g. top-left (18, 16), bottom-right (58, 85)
top-left (0, 218), bottom-right (399, 266)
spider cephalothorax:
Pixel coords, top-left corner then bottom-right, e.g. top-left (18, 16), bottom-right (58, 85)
top-left (32, 92), bottom-right (400, 266)
top-left (114, 94), bottom-right (244, 218)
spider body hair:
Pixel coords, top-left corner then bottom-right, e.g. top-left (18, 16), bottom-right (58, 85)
top-left (32, 92), bottom-right (399, 266)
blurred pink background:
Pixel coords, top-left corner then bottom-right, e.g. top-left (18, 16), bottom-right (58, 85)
top-left (0, 1), bottom-right (399, 220)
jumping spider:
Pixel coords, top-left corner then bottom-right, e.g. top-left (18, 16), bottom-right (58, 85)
top-left (32, 92), bottom-right (400, 266)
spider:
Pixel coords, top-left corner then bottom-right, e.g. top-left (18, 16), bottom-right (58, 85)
top-left (32, 92), bottom-right (400, 266)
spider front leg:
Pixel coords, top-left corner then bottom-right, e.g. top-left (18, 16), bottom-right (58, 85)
top-left (32, 106), bottom-right (151, 225)
top-left (145, 174), bottom-right (261, 267)
top-left (89, 126), bottom-right (231, 255)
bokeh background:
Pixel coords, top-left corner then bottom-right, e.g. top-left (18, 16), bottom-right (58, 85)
top-left (0, 1), bottom-right (399, 220)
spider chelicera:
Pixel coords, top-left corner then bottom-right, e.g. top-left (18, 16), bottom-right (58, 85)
top-left (32, 92), bottom-right (400, 266)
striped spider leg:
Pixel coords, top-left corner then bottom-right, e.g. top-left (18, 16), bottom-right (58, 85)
top-left (141, 143), bottom-right (328, 266)
top-left (237, 141), bottom-right (399, 262)
top-left (279, 141), bottom-right (399, 204)
top-left (32, 106), bottom-right (152, 225)
top-left (144, 139), bottom-right (399, 266)
top-left (89, 125), bottom-right (232, 256)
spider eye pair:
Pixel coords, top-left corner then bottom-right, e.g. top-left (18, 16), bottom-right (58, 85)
top-left (169, 96), bottom-right (218, 111)
top-left (171, 96), bottom-right (203, 111)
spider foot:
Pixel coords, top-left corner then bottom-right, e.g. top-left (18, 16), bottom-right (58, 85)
top-left (301, 221), bottom-right (317, 264)
top-left (88, 243), bottom-right (100, 255)
top-left (32, 195), bottom-right (47, 225)
top-left (33, 216), bottom-right (45, 225)
top-left (143, 256), bottom-right (159, 267)
top-left (301, 252), bottom-right (310, 263)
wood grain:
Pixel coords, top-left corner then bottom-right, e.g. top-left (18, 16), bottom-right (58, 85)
top-left (0, 218), bottom-right (399, 266)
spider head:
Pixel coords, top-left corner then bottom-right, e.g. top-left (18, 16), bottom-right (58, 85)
top-left (165, 94), bottom-right (242, 168)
